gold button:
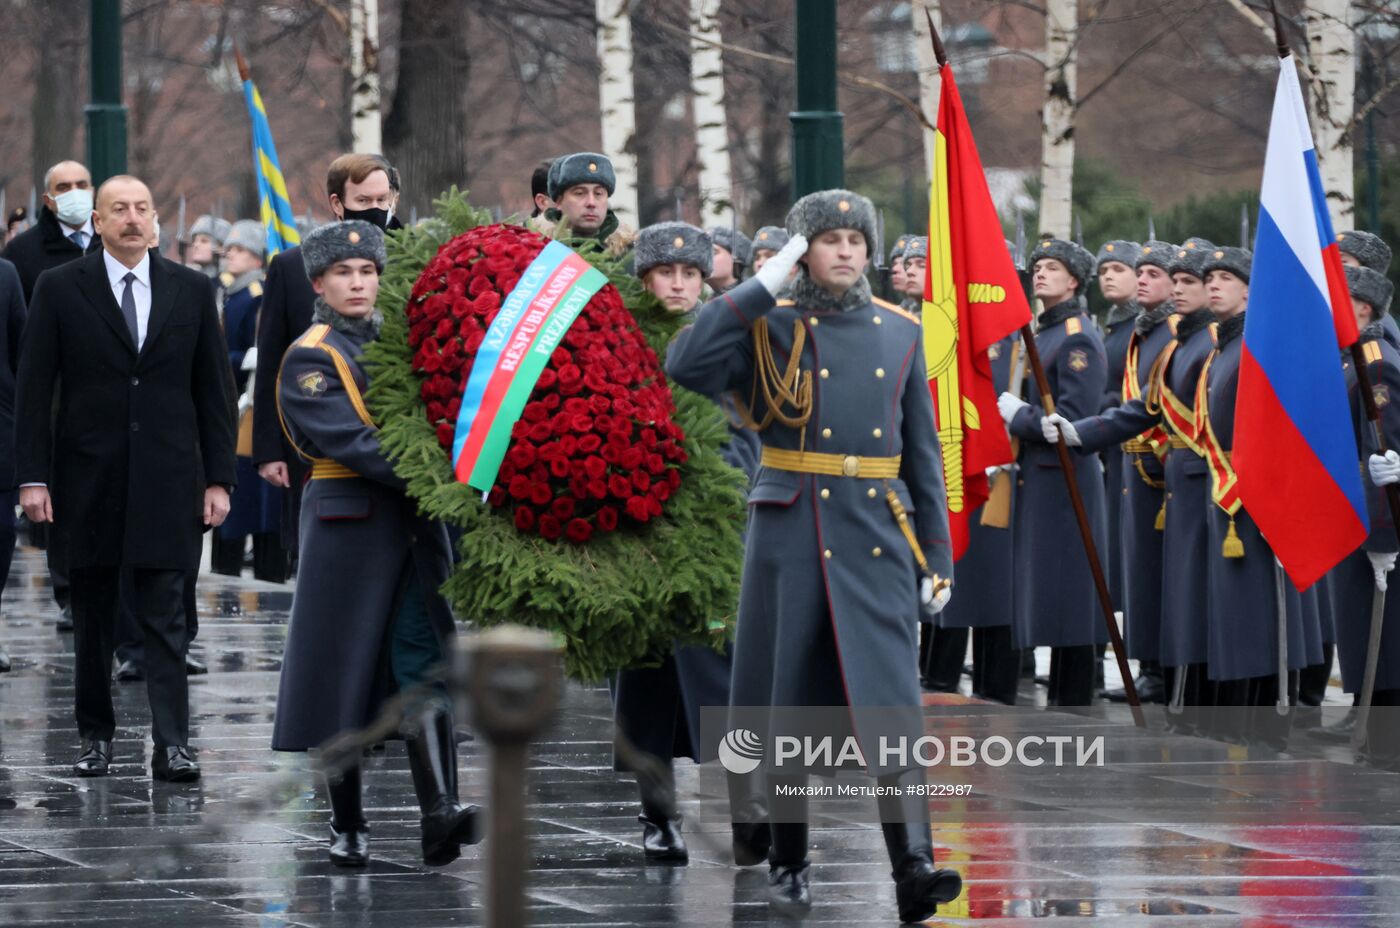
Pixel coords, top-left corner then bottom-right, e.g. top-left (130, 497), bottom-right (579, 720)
top-left (820, 368), bottom-right (829, 379)
top-left (810, 317), bottom-right (820, 327)
top-left (1018, 479), bottom-right (1025, 487)
top-left (820, 488), bottom-right (830, 499)
top-left (872, 547), bottom-right (882, 557)
top-left (824, 549), bottom-right (832, 559)
top-left (876, 368), bottom-right (885, 378)
top-left (873, 428), bottom-right (882, 438)
top-left (868, 487), bottom-right (878, 498)
top-left (822, 428), bottom-right (832, 439)
top-left (874, 315), bottom-right (883, 325)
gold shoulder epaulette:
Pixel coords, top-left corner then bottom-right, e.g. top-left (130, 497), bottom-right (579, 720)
top-left (871, 297), bottom-right (920, 324)
top-left (1365, 341), bottom-right (1384, 365)
top-left (249, 280), bottom-right (263, 298)
top-left (1168, 314), bottom-right (1181, 335)
top-left (218, 271), bottom-right (234, 287)
top-left (1065, 317), bottom-right (1083, 335)
top-left (1209, 322), bottom-right (1219, 347)
top-left (297, 323), bottom-right (331, 349)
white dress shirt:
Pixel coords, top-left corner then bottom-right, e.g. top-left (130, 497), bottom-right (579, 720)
top-left (104, 249), bottom-right (152, 349)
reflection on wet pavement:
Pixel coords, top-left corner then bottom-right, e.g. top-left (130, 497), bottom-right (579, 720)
top-left (3, 547), bottom-right (1400, 925)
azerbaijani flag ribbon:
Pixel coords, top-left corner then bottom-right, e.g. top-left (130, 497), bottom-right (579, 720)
top-left (450, 241), bottom-right (608, 490)
top-left (924, 62), bottom-right (1033, 559)
top-left (1233, 52), bottom-right (1367, 590)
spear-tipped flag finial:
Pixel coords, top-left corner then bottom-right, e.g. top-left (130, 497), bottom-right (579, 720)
top-left (925, 7), bottom-right (948, 68)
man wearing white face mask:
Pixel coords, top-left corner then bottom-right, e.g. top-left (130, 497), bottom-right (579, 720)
top-left (3, 161), bottom-right (102, 305)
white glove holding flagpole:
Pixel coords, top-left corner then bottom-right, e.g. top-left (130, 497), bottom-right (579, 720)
top-left (920, 576), bottom-right (952, 613)
top-left (1369, 450), bottom-right (1400, 487)
top-left (1369, 551), bottom-right (1397, 592)
top-left (997, 392), bottom-right (1028, 425)
top-left (1041, 413), bottom-right (1082, 446)
top-left (755, 234), bottom-right (808, 297)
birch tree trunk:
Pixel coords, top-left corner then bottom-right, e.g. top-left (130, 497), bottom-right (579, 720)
top-left (350, 0), bottom-right (382, 154)
top-left (1038, 0), bottom-right (1078, 240)
top-left (1305, 0), bottom-right (1355, 230)
top-left (911, 0), bottom-right (942, 187)
top-left (596, 0), bottom-right (641, 224)
top-left (690, 0), bottom-right (732, 227)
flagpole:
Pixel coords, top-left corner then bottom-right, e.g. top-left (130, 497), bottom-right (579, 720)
top-left (922, 10), bottom-right (1141, 724)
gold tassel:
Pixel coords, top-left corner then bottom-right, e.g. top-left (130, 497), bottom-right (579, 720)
top-left (1222, 516), bottom-right (1245, 558)
top-left (1154, 499), bottom-right (1166, 531)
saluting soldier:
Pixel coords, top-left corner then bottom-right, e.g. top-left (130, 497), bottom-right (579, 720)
top-left (1193, 247), bottom-right (1322, 732)
top-left (667, 190), bottom-right (962, 921)
top-left (1331, 266), bottom-right (1400, 765)
top-left (931, 333), bottom-right (1021, 704)
top-left (610, 222), bottom-right (759, 865)
top-left (997, 238), bottom-right (1108, 707)
top-left (272, 221), bottom-right (482, 868)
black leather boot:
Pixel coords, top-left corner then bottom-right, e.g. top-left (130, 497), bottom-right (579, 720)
top-left (767, 822), bottom-right (811, 915)
top-left (878, 770), bottom-right (961, 922)
top-left (407, 704), bottom-right (483, 866)
top-left (326, 765), bottom-right (369, 867)
top-left (727, 771), bottom-right (770, 866)
top-left (639, 798), bottom-right (688, 863)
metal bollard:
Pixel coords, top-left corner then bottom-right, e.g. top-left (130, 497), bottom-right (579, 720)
top-left (454, 626), bottom-right (562, 928)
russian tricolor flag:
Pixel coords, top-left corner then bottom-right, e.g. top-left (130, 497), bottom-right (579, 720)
top-left (1234, 53), bottom-right (1368, 591)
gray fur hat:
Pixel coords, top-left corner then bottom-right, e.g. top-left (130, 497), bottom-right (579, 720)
top-left (301, 220), bottom-right (386, 280)
top-left (1096, 240), bottom-right (1141, 270)
top-left (1338, 230), bottom-right (1393, 274)
top-left (1166, 244), bottom-right (1210, 280)
top-left (752, 226), bottom-right (790, 254)
top-left (547, 152), bottom-right (616, 200)
top-left (1202, 246), bottom-right (1252, 284)
top-left (890, 235), bottom-right (911, 264)
top-left (1136, 240), bottom-right (1179, 272)
top-left (1030, 237), bottom-right (1096, 291)
top-left (634, 222), bottom-right (713, 278)
top-left (188, 215), bottom-right (231, 245)
top-left (223, 219), bottom-right (265, 257)
top-left (708, 226), bottom-right (753, 268)
top-left (1346, 264), bottom-right (1394, 316)
top-left (1181, 236), bottom-right (1215, 253)
top-left (902, 236), bottom-right (929, 262)
top-left (785, 189), bottom-right (878, 256)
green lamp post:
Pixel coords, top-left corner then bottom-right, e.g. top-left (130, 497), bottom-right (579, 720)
top-left (790, 0), bottom-right (843, 198)
top-left (86, 0), bottom-right (128, 184)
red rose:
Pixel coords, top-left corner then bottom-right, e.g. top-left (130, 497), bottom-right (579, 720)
top-left (538, 515), bottom-right (563, 540)
top-left (508, 475), bottom-right (532, 499)
top-left (596, 507), bottom-right (619, 531)
top-left (506, 444), bottom-right (537, 470)
top-left (522, 402), bottom-right (548, 424)
top-left (549, 457), bottom-right (570, 478)
top-left (551, 497), bottom-right (576, 521)
top-left (435, 423), bottom-right (455, 446)
top-left (621, 447), bottom-right (644, 470)
top-left (514, 507), bottom-right (536, 532)
top-left (565, 518), bottom-right (592, 544)
top-left (583, 456), bottom-right (607, 479)
top-left (632, 470), bottom-right (651, 492)
top-left (608, 474), bottom-right (632, 498)
top-left (587, 478), bottom-right (608, 499)
top-left (624, 496), bottom-right (650, 521)
top-left (487, 486), bottom-right (507, 507)
top-left (529, 483), bottom-right (553, 506)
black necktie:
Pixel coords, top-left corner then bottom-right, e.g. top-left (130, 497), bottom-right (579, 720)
top-left (119, 272), bottom-right (140, 347)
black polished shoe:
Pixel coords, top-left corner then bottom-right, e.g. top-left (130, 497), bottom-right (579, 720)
top-left (732, 820), bottom-right (771, 867)
top-left (56, 605), bottom-right (73, 632)
top-left (73, 740), bottom-right (112, 777)
top-left (640, 812), bottom-right (688, 863)
top-left (893, 856), bottom-right (963, 923)
top-left (114, 660), bottom-right (145, 682)
top-left (184, 654), bottom-right (208, 675)
top-left (1316, 708), bottom-right (1357, 741)
top-left (0, 646), bottom-right (10, 673)
top-left (151, 746), bottom-right (201, 782)
top-left (1103, 674), bottom-right (1166, 704)
top-left (767, 862), bottom-right (812, 915)
top-left (329, 823), bottom-right (370, 867)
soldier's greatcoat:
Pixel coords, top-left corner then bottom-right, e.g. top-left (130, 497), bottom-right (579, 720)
top-left (1102, 311), bottom-right (1135, 609)
top-left (1074, 310), bottom-right (1176, 661)
top-left (219, 271), bottom-right (281, 541)
top-left (271, 318), bottom-right (456, 751)
top-left (1202, 314), bottom-right (1322, 682)
top-left (1331, 326), bottom-right (1400, 692)
top-left (1007, 298), bottom-right (1109, 648)
top-left (666, 277), bottom-right (952, 758)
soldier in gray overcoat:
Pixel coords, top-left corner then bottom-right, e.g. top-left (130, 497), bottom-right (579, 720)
top-left (1195, 248), bottom-right (1322, 725)
top-left (272, 220), bottom-right (481, 869)
top-left (998, 238), bottom-right (1109, 707)
top-left (666, 190), bottom-right (962, 922)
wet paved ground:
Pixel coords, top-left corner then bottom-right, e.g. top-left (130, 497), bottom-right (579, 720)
top-left (3, 546), bottom-right (1400, 926)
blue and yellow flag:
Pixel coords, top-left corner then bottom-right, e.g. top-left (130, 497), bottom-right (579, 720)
top-left (235, 48), bottom-right (300, 257)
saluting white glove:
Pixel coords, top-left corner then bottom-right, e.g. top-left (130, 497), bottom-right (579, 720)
top-left (1042, 413), bottom-right (1082, 446)
top-left (997, 392), bottom-right (1028, 425)
top-left (1370, 450), bottom-right (1400, 487)
top-left (1369, 551), bottom-right (1398, 592)
top-left (920, 576), bottom-right (952, 613)
top-left (755, 234), bottom-right (808, 297)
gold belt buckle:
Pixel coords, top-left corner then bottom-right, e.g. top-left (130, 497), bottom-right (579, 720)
top-left (842, 455), bottom-right (860, 477)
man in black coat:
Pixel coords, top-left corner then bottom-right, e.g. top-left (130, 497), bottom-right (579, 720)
top-left (3, 161), bottom-right (103, 629)
top-left (16, 175), bottom-right (237, 782)
top-left (252, 152), bottom-right (399, 550)
top-left (0, 257), bottom-right (26, 674)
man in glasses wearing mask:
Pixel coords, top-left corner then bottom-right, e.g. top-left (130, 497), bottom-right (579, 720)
top-left (252, 153), bottom-right (401, 554)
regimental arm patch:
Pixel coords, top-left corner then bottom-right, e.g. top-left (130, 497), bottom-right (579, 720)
top-left (1376, 384), bottom-right (1391, 409)
top-left (298, 370), bottom-right (328, 397)
top-left (1068, 349), bottom-right (1089, 372)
